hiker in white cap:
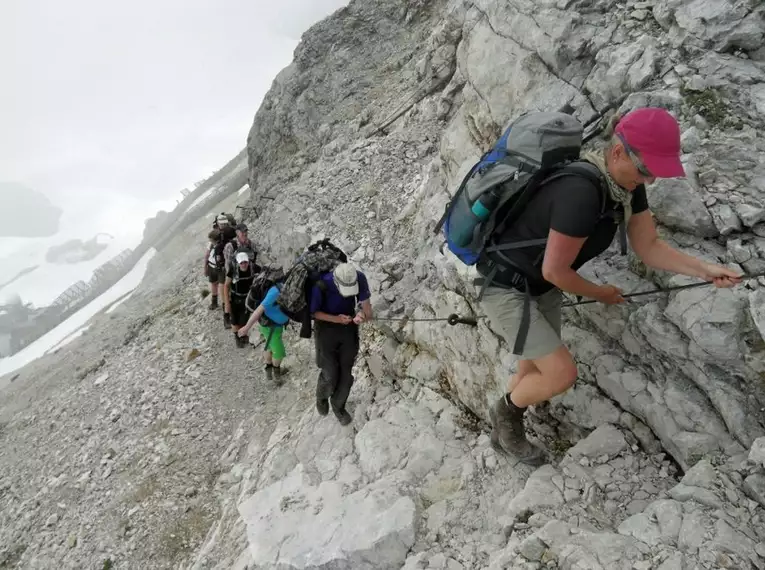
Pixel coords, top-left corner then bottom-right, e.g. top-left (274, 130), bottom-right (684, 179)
top-left (224, 251), bottom-right (258, 347)
top-left (309, 262), bottom-right (373, 425)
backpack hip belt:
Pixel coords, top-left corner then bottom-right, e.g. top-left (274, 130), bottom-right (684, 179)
top-left (473, 261), bottom-right (535, 357)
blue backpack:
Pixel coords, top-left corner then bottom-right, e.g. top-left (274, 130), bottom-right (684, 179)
top-left (434, 109), bottom-right (612, 268)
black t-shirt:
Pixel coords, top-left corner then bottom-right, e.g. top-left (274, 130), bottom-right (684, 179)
top-left (479, 174), bottom-right (648, 292)
top-left (227, 265), bottom-right (255, 298)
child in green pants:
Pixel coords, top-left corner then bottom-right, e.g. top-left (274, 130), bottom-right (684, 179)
top-left (238, 282), bottom-right (290, 385)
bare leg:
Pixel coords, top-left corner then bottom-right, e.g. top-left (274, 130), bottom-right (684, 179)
top-left (490, 346), bottom-right (576, 465)
top-left (509, 345), bottom-right (578, 408)
top-left (508, 359), bottom-right (539, 393)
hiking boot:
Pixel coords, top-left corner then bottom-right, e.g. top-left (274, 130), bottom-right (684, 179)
top-left (264, 364), bottom-right (274, 382)
top-left (272, 366), bottom-right (287, 386)
top-left (234, 332), bottom-right (248, 348)
top-left (316, 398), bottom-right (329, 416)
top-left (333, 406), bottom-right (352, 426)
top-left (209, 296), bottom-right (218, 310)
top-left (223, 312), bottom-right (231, 329)
top-left (489, 394), bottom-right (546, 466)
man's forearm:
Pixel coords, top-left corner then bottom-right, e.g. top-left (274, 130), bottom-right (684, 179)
top-left (223, 285), bottom-right (231, 311)
top-left (314, 311), bottom-right (342, 323)
top-left (544, 267), bottom-right (604, 299)
top-left (360, 301), bottom-right (372, 320)
top-left (641, 239), bottom-right (708, 279)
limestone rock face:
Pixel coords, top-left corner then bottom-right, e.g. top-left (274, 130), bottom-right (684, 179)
top-left (220, 0), bottom-right (765, 566)
top-left (238, 464), bottom-right (416, 570)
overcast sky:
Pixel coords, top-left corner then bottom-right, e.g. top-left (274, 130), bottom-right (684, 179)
top-left (0, 0), bottom-right (348, 223)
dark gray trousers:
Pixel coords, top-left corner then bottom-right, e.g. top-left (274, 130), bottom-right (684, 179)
top-left (314, 321), bottom-right (359, 411)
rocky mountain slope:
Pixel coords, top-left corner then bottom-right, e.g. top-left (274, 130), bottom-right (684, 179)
top-left (2, 0), bottom-right (765, 569)
top-left (245, 0), bottom-right (765, 468)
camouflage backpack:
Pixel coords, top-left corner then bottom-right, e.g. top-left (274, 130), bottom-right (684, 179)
top-left (277, 238), bottom-right (348, 323)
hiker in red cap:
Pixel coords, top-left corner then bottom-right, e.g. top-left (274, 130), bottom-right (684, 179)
top-left (477, 106), bottom-right (742, 465)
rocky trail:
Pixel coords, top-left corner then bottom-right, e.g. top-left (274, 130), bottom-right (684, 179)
top-left (0, 265), bottom-right (303, 568)
top-left (0, 189), bottom-right (315, 569)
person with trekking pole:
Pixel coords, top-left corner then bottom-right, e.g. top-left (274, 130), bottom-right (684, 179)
top-left (443, 106), bottom-right (742, 465)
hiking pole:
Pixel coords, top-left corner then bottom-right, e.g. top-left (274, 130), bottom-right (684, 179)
top-left (561, 271), bottom-right (765, 308)
top-left (370, 272), bottom-right (763, 325)
top-left (372, 314), bottom-right (483, 326)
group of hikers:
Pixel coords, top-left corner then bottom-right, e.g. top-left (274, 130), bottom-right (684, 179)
top-left (203, 215), bottom-right (372, 425)
top-left (200, 105), bottom-right (744, 460)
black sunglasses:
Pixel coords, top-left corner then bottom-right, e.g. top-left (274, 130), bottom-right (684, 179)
top-left (617, 133), bottom-right (653, 178)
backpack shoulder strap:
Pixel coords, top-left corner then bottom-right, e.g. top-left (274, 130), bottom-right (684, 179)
top-left (482, 161), bottom-right (611, 262)
top-left (544, 161), bottom-right (629, 255)
top-left (542, 161), bottom-right (608, 215)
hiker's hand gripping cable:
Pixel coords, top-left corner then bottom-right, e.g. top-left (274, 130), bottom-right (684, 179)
top-left (353, 299), bottom-right (373, 325)
top-left (626, 211), bottom-right (742, 288)
top-left (314, 311), bottom-right (353, 325)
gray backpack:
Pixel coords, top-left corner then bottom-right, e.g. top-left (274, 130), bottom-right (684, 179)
top-left (435, 110), bottom-right (611, 268)
top-left (433, 108), bottom-right (620, 355)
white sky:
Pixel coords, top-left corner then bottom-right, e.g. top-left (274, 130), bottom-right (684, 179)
top-left (0, 0), bottom-right (349, 219)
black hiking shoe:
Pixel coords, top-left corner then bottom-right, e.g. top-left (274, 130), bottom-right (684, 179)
top-left (264, 364), bottom-right (274, 383)
top-left (223, 312), bottom-right (231, 329)
top-left (316, 398), bottom-right (329, 416)
top-left (209, 296), bottom-right (218, 310)
top-left (234, 332), bottom-right (248, 348)
top-left (489, 394), bottom-right (546, 466)
top-left (333, 406), bottom-right (352, 426)
top-left (272, 366), bottom-right (287, 386)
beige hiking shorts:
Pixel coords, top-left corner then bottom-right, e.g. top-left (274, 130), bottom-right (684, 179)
top-left (478, 286), bottom-right (563, 360)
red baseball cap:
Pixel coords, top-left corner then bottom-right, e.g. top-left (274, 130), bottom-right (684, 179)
top-left (614, 107), bottom-right (685, 178)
